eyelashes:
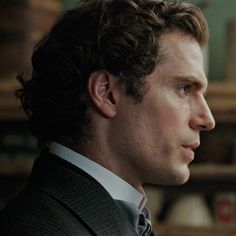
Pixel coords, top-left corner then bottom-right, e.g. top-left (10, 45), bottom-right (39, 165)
top-left (177, 84), bottom-right (192, 96)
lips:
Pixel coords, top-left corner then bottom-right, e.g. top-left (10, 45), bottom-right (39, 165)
top-left (182, 141), bottom-right (200, 161)
top-left (182, 141), bottom-right (200, 151)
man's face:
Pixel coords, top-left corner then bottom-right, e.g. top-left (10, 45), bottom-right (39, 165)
top-left (109, 30), bottom-right (215, 187)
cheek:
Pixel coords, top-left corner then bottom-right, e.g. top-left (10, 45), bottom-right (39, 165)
top-left (157, 94), bottom-right (191, 131)
top-left (151, 103), bottom-right (190, 155)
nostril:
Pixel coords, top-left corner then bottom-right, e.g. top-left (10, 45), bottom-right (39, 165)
top-left (199, 125), bottom-right (207, 130)
top-left (201, 119), bottom-right (215, 131)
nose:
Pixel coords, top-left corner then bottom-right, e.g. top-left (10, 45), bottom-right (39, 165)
top-left (189, 96), bottom-right (215, 131)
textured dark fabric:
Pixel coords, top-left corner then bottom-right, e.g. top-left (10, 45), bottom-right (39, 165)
top-left (0, 151), bottom-right (137, 236)
top-left (137, 212), bottom-right (152, 236)
top-left (116, 201), bottom-right (156, 236)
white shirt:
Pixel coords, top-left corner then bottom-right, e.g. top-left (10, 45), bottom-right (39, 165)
top-left (49, 142), bottom-right (147, 211)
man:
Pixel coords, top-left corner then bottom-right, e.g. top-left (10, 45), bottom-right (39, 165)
top-left (0, 0), bottom-right (215, 235)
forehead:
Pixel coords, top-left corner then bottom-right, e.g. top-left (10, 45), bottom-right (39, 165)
top-left (156, 30), bottom-right (208, 90)
top-left (159, 30), bottom-right (203, 64)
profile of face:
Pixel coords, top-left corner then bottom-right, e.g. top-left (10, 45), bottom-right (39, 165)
top-left (108, 29), bottom-right (215, 187)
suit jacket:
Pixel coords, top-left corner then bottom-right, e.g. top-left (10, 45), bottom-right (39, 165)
top-left (0, 151), bottom-right (138, 236)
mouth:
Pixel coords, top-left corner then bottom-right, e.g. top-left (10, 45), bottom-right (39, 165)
top-left (182, 141), bottom-right (200, 161)
top-left (182, 141), bottom-right (200, 151)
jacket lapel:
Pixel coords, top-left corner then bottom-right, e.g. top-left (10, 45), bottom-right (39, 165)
top-left (28, 153), bottom-right (137, 236)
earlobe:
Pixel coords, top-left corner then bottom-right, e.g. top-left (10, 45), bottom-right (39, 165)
top-left (88, 70), bottom-right (118, 118)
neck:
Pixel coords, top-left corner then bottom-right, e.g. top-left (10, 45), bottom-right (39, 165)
top-left (71, 142), bottom-right (144, 193)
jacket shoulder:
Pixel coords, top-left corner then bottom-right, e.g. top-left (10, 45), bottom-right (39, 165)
top-left (0, 189), bottom-right (93, 236)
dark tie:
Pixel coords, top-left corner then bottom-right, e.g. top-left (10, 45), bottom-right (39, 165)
top-left (116, 200), bottom-right (155, 236)
top-left (137, 207), bottom-right (153, 236)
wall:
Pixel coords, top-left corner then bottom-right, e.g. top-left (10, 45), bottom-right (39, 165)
top-left (61, 0), bottom-right (79, 10)
top-left (192, 0), bottom-right (236, 81)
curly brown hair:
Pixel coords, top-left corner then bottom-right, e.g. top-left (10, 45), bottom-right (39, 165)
top-left (16, 0), bottom-right (208, 148)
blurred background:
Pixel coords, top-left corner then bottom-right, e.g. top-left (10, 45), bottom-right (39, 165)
top-left (0, 0), bottom-right (236, 235)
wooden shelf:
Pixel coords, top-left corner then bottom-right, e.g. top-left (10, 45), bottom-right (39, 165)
top-left (154, 223), bottom-right (236, 236)
top-left (1, 160), bottom-right (236, 195)
top-left (190, 163), bottom-right (236, 181)
top-left (0, 78), bottom-right (26, 120)
top-left (206, 82), bottom-right (236, 123)
top-left (0, 159), bottom-right (33, 176)
top-left (0, 159), bottom-right (236, 180)
top-left (146, 164), bottom-right (236, 193)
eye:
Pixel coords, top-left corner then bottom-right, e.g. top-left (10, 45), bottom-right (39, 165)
top-left (178, 84), bottom-right (192, 96)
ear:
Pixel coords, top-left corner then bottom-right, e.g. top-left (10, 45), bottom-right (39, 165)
top-left (88, 70), bottom-right (119, 118)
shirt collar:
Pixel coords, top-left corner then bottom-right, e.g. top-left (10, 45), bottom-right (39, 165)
top-left (49, 142), bottom-right (147, 210)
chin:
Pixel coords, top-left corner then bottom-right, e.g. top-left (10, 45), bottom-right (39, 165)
top-left (173, 166), bottom-right (191, 185)
top-left (162, 165), bottom-right (191, 186)
top-left (175, 176), bottom-right (189, 185)
top-left (145, 164), bottom-right (191, 186)
top-left (148, 172), bottom-right (190, 186)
